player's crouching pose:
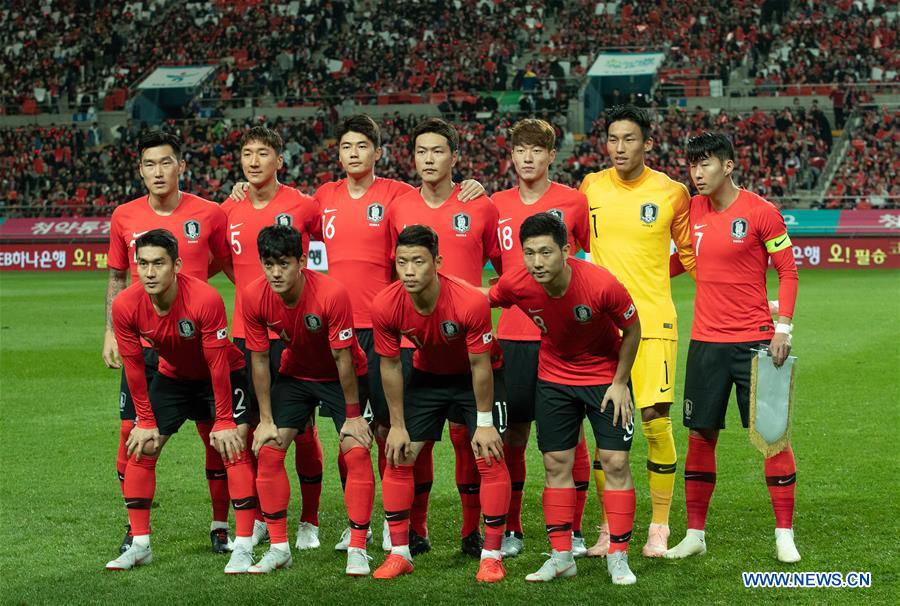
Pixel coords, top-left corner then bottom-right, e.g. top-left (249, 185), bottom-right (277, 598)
top-left (106, 229), bottom-right (255, 572)
top-left (487, 213), bottom-right (642, 585)
top-left (371, 225), bottom-right (511, 582)
top-left (245, 225), bottom-right (376, 576)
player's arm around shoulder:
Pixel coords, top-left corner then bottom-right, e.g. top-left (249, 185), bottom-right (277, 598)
top-left (670, 182), bottom-right (696, 278)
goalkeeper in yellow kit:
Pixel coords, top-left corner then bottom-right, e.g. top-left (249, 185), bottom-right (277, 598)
top-left (580, 105), bottom-right (695, 557)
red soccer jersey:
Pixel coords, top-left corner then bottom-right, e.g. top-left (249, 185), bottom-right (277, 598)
top-left (221, 185), bottom-right (321, 338)
top-left (242, 269), bottom-right (367, 381)
top-left (372, 273), bottom-right (498, 375)
top-left (489, 258), bottom-right (638, 385)
top-left (689, 189), bottom-right (798, 342)
top-left (492, 182), bottom-right (591, 340)
top-left (108, 193), bottom-right (229, 282)
top-left (113, 274), bottom-right (245, 429)
top-left (387, 185), bottom-right (500, 287)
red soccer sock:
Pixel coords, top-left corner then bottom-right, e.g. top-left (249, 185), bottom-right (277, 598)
top-left (450, 424), bottom-right (482, 536)
top-left (573, 438), bottom-right (591, 533)
top-left (256, 445), bottom-right (290, 544)
top-left (382, 463), bottom-right (414, 548)
top-left (343, 447), bottom-right (375, 549)
top-left (376, 435), bottom-right (387, 480)
top-left (225, 450), bottom-right (257, 538)
top-left (603, 488), bottom-right (636, 554)
top-left (123, 454), bottom-right (157, 536)
top-left (411, 441), bottom-right (434, 537)
top-left (196, 420), bottom-right (230, 523)
top-left (685, 434), bottom-right (718, 530)
top-left (765, 446), bottom-right (797, 528)
top-left (246, 427), bottom-right (264, 523)
top-left (116, 420), bottom-right (134, 495)
top-left (337, 448), bottom-right (348, 492)
top-left (294, 426), bottom-right (323, 526)
top-left (476, 457), bottom-right (511, 552)
top-left (543, 486), bottom-right (575, 553)
top-left (503, 444), bottom-right (527, 534)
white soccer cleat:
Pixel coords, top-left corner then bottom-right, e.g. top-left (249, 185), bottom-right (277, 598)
top-left (665, 529), bottom-right (707, 559)
top-left (642, 523), bottom-right (670, 557)
top-left (106, 543), bottom-right (153, 571)
top-left (295, 522), bottom-right (320, 550)
top-left (247, 546), bottom-right (292, 574)
top-left (252, 520), bottom-right (269, 547)
top-left (525, 550), bottom-right (577, 582)
top-left (335, 526), bottom-right (373, 551)
top-left (224, 546), bottom-right (255, 574)
top-left (607, 550), bottom-right (637, 585)
top-left (346, 547), bottom-right (373, 576)
top-left (572, 533), bottom-right (588, 558)
top-left (501, 531), bottom-right (524, 558)
top-left (381, 518), bottom-right (392, 552)
top-left (775, 528), bottom-right (801, 563)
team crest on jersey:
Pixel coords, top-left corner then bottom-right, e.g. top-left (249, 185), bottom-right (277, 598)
top-left (304, 314), bottom-right (323, 332)
top-left (573, 305), bottom-right (593, 323)
top-left (640, 203), bottom-right (659, 224)
top-left (184, 220), bottom-right (201, 241)
top-left (440, 320), bottom-right (460, 338)
top-left (274, 213), bottom-right (293, 227)
top-left (178, 319), bottom-right (196, 338)
top-left (366, 203), bottom-right (385, 223)
top-left (731, 218), bottom-right (749, 240)
top-left (452, 213), bottom-right (471, 234)
top-left (547, 208), bottom-right (564, 222)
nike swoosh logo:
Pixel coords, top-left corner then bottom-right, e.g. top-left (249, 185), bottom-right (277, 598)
top-left (623, 433), bottom-right (633, 442)
top-left (498, 218), bottom-right (512, 224)
top-left (229, 223), bottom-right (243, 229)
top-left (693, 224), bottom-right (707, 229)
top-left (266, 320), bottom-right (282, 327)
top-left (659, 386), bottom-right (672, 393)
top-left (385, 512), bottom-right (405, 521)
top-left (484, 517), bottom-right (504, 526)
top-left (546, 525), bottom-right (569, 533)
top-left (132, 231), bottom-right (149, 239)
top-left (125, 500), bottom-right (143, 507)
top-left (778, 474), bottom-right (796, 485)
top-left (527, 308), bottom-right (543, 313)
top-left (774, 237), bottom-right (787, 246)
top-left (323, 208), bottom-right (338, 214)
top-left (589, 206), bottom-right (601, 211)
top-left (140, 330), bottom-right (153, 335)
top-left (656, 464), bottom-right (677, 473)
top-left (684, 473), bottom-right (707, 480)
top-left (232, 498), bottom-right (255, 508)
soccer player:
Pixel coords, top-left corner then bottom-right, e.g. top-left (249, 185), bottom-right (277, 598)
top-left (371, 225), bottom-right (510, 582)
top-left (221, 126), bottom-right (325, 550)
top-left (488, 212), bottom-right (641, 585)
top-left (386, 117), bottom-right (502, 557)
top-left (102, 130), bottom-right (235, 554)
top-left (105, 230), bottom-right (256, 573)
top-left (665, 132), bottom-right (800, 563)
top-left (580, 105), bottom-right (695, 557)
top-left (491, 118), bottom-right (592, 558)
top-left (242, 225), bottom-right (376, 575)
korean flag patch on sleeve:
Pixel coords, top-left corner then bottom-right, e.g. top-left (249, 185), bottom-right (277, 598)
top-left (339, 328), bottom-right (354, 341)
top-left (482, 332), bottom-right (493, 344)
top-left (216, 328), bottom-right (228, 340)
top-left (623, 304), bottom-right (636, 320)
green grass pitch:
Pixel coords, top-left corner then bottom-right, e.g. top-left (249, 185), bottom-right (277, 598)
top-left (0, 269), bottom-right (897, 605)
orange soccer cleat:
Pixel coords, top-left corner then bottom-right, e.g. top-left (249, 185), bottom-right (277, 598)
top-left (372, 554), bottom-right (414, 579)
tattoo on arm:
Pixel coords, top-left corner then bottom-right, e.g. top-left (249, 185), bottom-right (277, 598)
top-left (106, 269), bottom-right (128, 329)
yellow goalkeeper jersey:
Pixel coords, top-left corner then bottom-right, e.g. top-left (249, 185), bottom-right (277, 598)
top-left (580, 166), bottom-right (695, 339)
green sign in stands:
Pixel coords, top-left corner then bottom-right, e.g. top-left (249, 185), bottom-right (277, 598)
top-left (781, 210), bottom-right (840, 235)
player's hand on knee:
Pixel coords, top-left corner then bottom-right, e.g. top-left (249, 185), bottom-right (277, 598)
top-left (102, 330), bottom-right (121, 369)
top-left (457, 179), bottom-right (485, 202)
top-left (229, 181), bottom-right (250, 202)
top-left (127, 426), bottom-right (161, 461)
top-left (252, 420), bottom-right (281, 457)
top-left (210, 426), bottom-right (243, 464)
top-left (385, 426), bottom-right (411, 467)
top-left (472, 426), bottom-right (504, 466)
top-left (769, 333), bottom-right (792, 368)
top-left (602, 382), bottom-right (634, 429)
top-left (340, 416), bottom-right (373, 449)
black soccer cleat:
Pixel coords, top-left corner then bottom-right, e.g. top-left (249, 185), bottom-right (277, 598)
top-left (210, 527), bottom-right (233, 554)
top-left (119, 524), bottom-right (133, 555)
top-left (461, 530), bottom-right (484, 558)
top-left (409, 529), bottom-right (432, 556)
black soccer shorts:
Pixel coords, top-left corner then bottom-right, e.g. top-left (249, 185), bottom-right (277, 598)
top-left (499, 339), bottom-right (540, 423)
top-left (119, 347), bottom-right (159, 421)
top-left (405, 369), bottom-right (507, 442)
top-left (149, 370), bottom-right (252, 436)
top-left (271, 372), bottom-right (371, 435)
top-left (233, 337), bottom-right (285, 409)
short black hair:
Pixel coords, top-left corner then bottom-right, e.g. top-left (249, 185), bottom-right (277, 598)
top-left (396, 224), bottom-right (439, 259)
top-left (138, 130), bottom-right (182, 161)
top-left (240, 126), bottom-right (284, 155)
top-left (686, 132), bottom-right (736, 164)
top-left (519, 212), bottom-right (568, 250)
top-left (135, 228), bottom-right (179, 261)
top-left (257, 225), bottom-right (304, 260)
top-left (337, 114), bottom-right (381, 147)
top-left (411, 117), bottom-right (459, 153)
top-left (605, 104), bottom-right (652, 141)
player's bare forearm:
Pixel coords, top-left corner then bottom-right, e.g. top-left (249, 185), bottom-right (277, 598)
top-left (251, 350), bottom-right (273, 422)
top-left (468, 351), bottom-right (494, 413)
top-left (105, 268), bottom-right (127, 330)
top-left (332, 347), bottom-right (360, 409)
top-left (613, 321), bottom-right (641, 385)
top-left (380, 355), bottom-right (405, 429)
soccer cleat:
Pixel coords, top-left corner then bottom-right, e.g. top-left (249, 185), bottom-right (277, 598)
top-left (476, 557), bottom-right (506, 583)
top-left (409, 529), bottom-right (431, 556)
top-left (607, 551), bottom-right (637, 585)
top-left (665, 529), bottom-right (707, 559)
top-left (252, 519), bottom-right (269, 547)
top-left (295, 522), bottom-right (320, 550)
top-left (775, 528), bottom-right (801, 563)
top-left (461, 530), bottom-right (484, 558)
top-left (224, 546), bottom-right (255, 574)
top-left (106, 543), bottom-right (153, 571)
top-left (210, 528), bottom-right (233, 554)
top-left (525, 551), bottom-right (577, 582)
top-left (501, 531), bottom-right (524, 558)
top-left (346, 547), bottom-right (373, 576)
top-left (373, 553), bottom-right (414, 579)
top-left (335, 526), bottom-right (374, 551)
top-left (119, 524), bottom-right (133, 555)
top-left (642, 523), bottom-right (670, 558)
top-left (572, 533), bottom-right (587, 558)
top-left (381, 518), bottom-right (392, 552)
top-left (247, 547), bottom-right (292, 574)
top-left (586, 523), bottom-right (610, 557)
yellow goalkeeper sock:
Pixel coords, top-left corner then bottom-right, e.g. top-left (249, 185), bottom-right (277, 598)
top-left (644, 416), bottom-right (677, 525)
top-left (592, 453), bottom-right (607, 525)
